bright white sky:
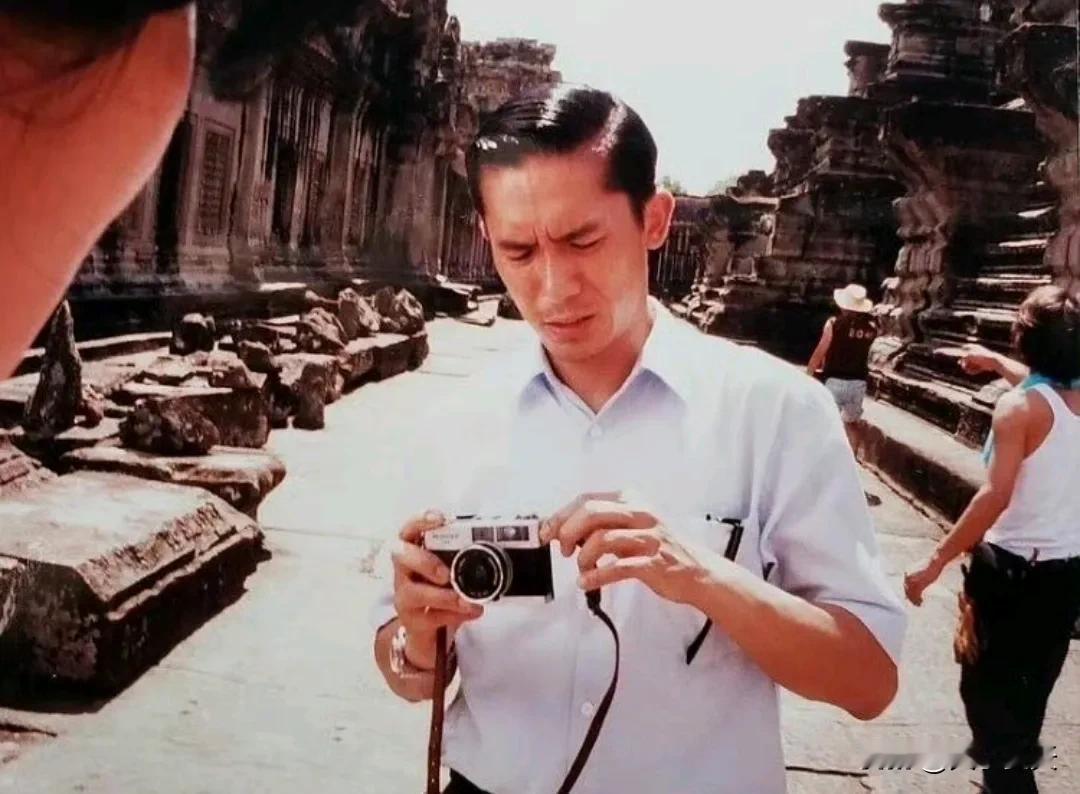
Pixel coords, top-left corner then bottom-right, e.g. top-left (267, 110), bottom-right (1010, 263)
top-left (449, 0), bottom-right (892, 195)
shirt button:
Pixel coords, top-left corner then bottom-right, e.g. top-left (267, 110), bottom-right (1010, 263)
top-left (580, 701), bottom-right (596, 718)
top-left (587, 425), bottom-right (602, 439)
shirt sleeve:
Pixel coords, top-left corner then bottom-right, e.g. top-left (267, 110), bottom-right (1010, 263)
top-left (756, 378), bottom-right (906, 665)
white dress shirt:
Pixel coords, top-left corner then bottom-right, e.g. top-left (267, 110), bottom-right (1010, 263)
top-left (371, 299), bottom-right (905, 794)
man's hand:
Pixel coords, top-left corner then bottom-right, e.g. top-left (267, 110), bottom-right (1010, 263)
top-left (391, 510), bottom-right (484, 669)
top-left (540, 491), bottom-right (714, 605)
top-left (958, 344), bottom-right (1000, 376)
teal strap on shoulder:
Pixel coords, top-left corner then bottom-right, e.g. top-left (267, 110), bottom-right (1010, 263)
top-left (981, 373), bottom-right (1080, 466)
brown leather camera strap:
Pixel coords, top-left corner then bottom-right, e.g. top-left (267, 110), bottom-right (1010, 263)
top-left (426, 626), bottom-right (449, 794)
top-left (424, 594), bottom-right (620, 794)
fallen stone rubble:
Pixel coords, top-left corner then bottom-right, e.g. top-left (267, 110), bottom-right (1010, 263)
top-left (0, 286), bottom-right (432, 696)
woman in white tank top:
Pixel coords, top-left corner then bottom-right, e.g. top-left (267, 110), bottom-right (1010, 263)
top-left (904, 285), bottom-right (1080, 794)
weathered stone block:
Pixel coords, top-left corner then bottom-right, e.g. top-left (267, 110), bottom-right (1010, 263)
top-left (0, 441), bottom-right (55, 496)
top-left (293, 363), bottom-right (329, 431)
top-left (373, 287), bottom-right (425, 335)
top-left (237, 341), bottom-right (275, 374)
top-left (0, 557), bottom-right (22, 640)
top-left (337, 289), bottom-right (380, 340)
top-left (275, 353), bottom-right (342, 405)
top-left (260, 370), bottom-right (294, 429)
top-left (60, 445), bottom-right (286, 519)
top-left (229, 321), bottom-right (295, 353)
top-left (336, 334), bottom-right (416, 381)
top-left (120, 389), bottom-right (269, 454)
top-left (7, 419), bottom-right (122, 465)
top-left (336, 341), bottom-right (376, 389)
top-left (134, 357), bottom-right (199, 387)
top-left (297, 309), bottom-right (346, 354)
top-left (0, 472), bottom-right (264, 692)
top-left (170, 314), bottom-right (216, 356)
top-left (208, 360), bottom-right (257, 390)
top-left (409, 331), bottom-right (429, 370)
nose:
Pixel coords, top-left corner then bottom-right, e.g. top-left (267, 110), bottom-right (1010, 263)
top-left (537, 252), bottom-right (582, 309)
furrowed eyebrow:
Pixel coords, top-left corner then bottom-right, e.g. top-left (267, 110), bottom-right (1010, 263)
top-left (497, 239), bottom-right (536, 253)
top-left (552, 222), bottom-right (603, 242)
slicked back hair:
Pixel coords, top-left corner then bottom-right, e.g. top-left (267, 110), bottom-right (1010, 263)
top-left (465, 84), bottom-right (658, 224)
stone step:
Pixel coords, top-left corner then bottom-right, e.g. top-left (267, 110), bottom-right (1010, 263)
top-left (870, 365), bottom-right (993, 447)
top-left (856, 398), bottom-right (983, 524)
top-left (919, 306), bottom-right (1015, 349)
top-left (954, 273), bottom-right (1052, 310)
top-left (0, 472), bottom-right (264, 693)
top-left (989, 204), bottom-right (1057, 239)
top-left (902, 342), bottom-right (995, 393)
top-left (975, 237), bottom-right (1050, 274)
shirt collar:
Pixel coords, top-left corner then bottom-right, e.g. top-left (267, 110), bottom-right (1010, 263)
top-left (515, 297), bottom-right (698, 408)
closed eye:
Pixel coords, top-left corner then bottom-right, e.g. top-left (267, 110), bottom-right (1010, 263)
top-left (570, 238), bottom-right (602, 250)
top-left (500, 245), bottom-right (535, 263)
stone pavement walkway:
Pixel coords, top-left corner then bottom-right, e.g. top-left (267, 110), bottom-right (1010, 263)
top-left (1, 317), bottom-right (1077, 793)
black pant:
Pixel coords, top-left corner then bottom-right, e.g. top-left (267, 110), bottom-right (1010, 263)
top-left (959, 543), bottom-right (1080, 794)
top-left (442, 770), bottom-right (492, 794)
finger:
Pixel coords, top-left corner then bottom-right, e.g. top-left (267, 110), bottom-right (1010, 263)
top-left (557, 501), bottom-right (654, 557)
top-left (397, 580), bottom-right (480, 615)
top-left (577, 528), bottom-right (659, 572)
top-left (392, 540), bottom-right (450, 586)
top-left (399, 509), bottom-right (447, 543)
top-left (540, 491), bottom-right (623, 544)
top-left (578, 556), bottom-right (652, 590)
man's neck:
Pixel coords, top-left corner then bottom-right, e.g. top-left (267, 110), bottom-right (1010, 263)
top-left (546, 304), bottom-right (654, 414)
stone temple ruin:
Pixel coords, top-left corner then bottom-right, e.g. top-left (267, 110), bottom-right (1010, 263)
top-left (672, 0), bottom-right (1079, 518)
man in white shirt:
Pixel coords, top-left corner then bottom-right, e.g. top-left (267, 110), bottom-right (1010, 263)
top-left (371, 84), bottom-right (905, 794)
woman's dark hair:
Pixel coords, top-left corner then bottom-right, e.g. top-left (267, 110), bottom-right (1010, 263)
top-left (0, 1), bottom-right (192, 30)
top-left (1012, 284), bottom-right (1080, 384)
top-left (465, 84), bottom-right (658, 223)
top-left (0, 1), bottom-right (368, 99)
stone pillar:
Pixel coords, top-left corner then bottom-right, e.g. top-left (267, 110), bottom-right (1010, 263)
top-left (1000, 21), bottom-right (1080, 292)
top-left (227, 81), bottom-right (270, 284)
top-left (319, 97), bottom-right (361, 272)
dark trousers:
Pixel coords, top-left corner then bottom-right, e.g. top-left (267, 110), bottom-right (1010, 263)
top-left (442, 770), bottom-right (492, 794)
top-left (959, 543), bottom-right (1080, 793)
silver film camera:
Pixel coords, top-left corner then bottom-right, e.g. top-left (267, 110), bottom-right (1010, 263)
top-left (423, 515), bottom-right (555, 604)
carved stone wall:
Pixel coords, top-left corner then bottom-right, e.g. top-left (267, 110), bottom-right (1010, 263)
top-left (67, 0), bottom-right (558, 338)
top-left (867, 0), bottom-right (1074, 447)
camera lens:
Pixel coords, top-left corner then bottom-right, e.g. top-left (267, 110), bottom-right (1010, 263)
top-left (451, 543), bottom-right (512, 604)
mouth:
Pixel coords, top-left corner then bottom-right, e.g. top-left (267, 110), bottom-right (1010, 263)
top-left (543, 314), bottom-right (593, 328)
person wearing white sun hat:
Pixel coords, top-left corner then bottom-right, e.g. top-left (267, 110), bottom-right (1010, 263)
top-left (807, 283), bottom-right (879, 449)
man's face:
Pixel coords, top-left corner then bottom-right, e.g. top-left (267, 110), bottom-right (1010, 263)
top-left (478, 148), bottom-right (673, 365)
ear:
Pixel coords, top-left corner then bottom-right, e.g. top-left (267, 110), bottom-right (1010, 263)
top-left (643, 189), bottom-right (676, 251)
